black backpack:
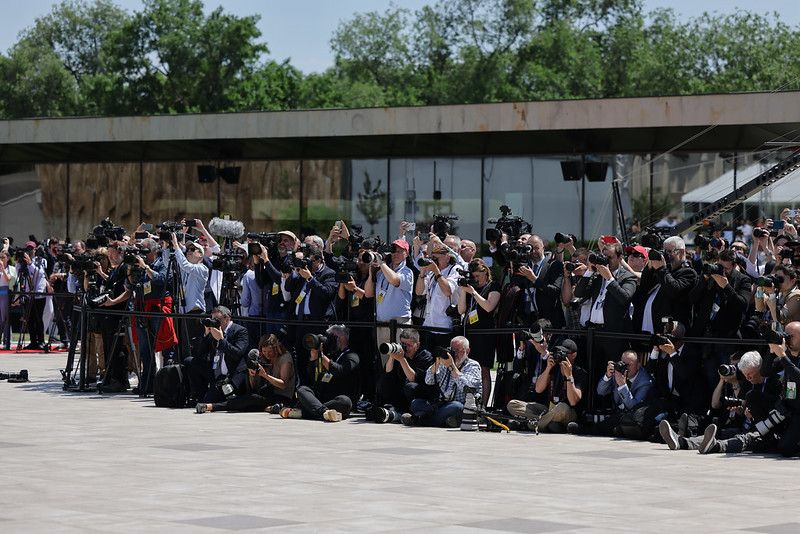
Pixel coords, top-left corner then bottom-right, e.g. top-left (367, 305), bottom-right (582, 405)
top-left (153, 364), bottom-right (189, 408)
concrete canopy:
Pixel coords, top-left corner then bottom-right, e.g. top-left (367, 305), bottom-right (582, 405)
top-left (1, 91), bottom-right (800, 164)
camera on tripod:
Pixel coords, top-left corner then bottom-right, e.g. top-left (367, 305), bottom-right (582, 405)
top-left (247, 232), bottom-right (281, 257)
top-left (486, 205), bottom-right (531, 244)
top-left (334, 260), bottom-right (359, 284)
top-left (432, 214), bottom-right (458, 240)
top-left (157, 221), bottom-right (184, 242)
top-left (211, 252), bottom-right (247, 273)
top-left (122, 246), bottom-right (151, 265)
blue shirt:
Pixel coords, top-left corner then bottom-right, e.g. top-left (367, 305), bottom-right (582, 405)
top-left (170, 247), bottom-right (208, 313)
top-left (240, 269), bottom-right (261, 316)
top-left (596, 366), bottom-right (654, 411)
top-left (375, 261), bottom-right (414, 321)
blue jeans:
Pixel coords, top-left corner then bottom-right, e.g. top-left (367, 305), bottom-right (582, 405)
top-left (409, 398), bottom-right (464, 427)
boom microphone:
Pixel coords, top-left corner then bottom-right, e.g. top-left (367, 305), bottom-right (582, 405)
top-left (208, 217), bottom-right (245, 239)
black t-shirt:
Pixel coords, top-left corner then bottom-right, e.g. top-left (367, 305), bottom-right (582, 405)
top-left (465, 280), bottom-right (500, 330)
top-left (544, 363), bottom-right (588, 409)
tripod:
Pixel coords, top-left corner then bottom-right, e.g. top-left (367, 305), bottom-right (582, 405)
top-left (14, 266), bottom-right (39, 352)
top-left (99, 290), bottom-right (140, 394)
top-left (219, 270), bottom-right (241, 316)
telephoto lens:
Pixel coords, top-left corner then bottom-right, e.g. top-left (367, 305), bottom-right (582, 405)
top-left (373, 405), bottom-right (401, 424)
top-left (417, 257), bottom-right (433, 267)
top-left (718, 363), bottom-right (738, 377)
top-left (379, 342), bottom-right (404, 355)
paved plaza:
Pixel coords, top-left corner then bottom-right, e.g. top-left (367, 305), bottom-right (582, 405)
top-left (1, 350), bottom-right (798, 533)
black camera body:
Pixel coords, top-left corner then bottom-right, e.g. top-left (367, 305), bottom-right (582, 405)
top-left (433, 214), bottom-right (459, 239)
top-left (486, 205), bottom-right (531, 244)
top-left (215, 377), bottom-right (236, 400)
top-left (758, 274), bottom-right (785, 288)
top-left (651, 333), bottom-right (674, 346)
top-left (647, 249), bottom-right (663, 261)
top-left (518, 324), bottom-right (545, 344)
top-left (759, 325), bottom-right (789, 345)
top-left (212, 253), bottom-right (247, 273)
top-left (613, 361), bottom-right (627, 374)
top-left (588, 252), bottom-right (609, 267)
top-left (334, 260), bottom-right (359, 284)
top-left (718, 363), bottom-right (738, 377)
top-left (702, 263), bottom-right (724, 276)
top-left (417, 257), bottom-right (433, 267)
top-left (753, 227), bottom-right (769, 239)
top-left (435, 345), bottom-right (454, 360)
top-left (721, 396), bottom-right (744, 408)
top-left (554, 232), bottom-right (576, 245)
top-left (203, 317), bottom-right (221, 328)
top-left (640, 227), bottom-right (667, 251)
top-left (302, 332), bottom-right (338, 354)
top-left (552, 347), bottom-right (568, 364)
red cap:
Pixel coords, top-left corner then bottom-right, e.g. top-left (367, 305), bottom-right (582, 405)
top-left (391, 239), bottom-right (409, 252)
top-left (25, 241), bottom-right (36, 249)
top-left (625, 245), bottom-right (647, 256)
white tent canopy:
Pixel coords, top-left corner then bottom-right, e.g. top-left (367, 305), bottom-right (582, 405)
top-left (681, 162), bottom-right (800, 208)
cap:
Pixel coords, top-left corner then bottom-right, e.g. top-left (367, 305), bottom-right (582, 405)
top-left (391, 239), bottom-right (409, 252)
top-left (185, 241), bottom-right (201, 251)
top-left (555, 339), bottom-right (578, 354)
top-left (25, 241), bottom-right (36, 249)
top-left (625, 245), bottom-right (647, 256)
top-left (277, 230), bottom-right (298, 242)
top-left (235, 243), bottom-right (248, 254)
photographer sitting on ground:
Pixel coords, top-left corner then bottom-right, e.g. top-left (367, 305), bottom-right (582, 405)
top-left (507, 339), bottom-right (586, 432)
top-left (401, 335), bottom-right (481, 428)
top-left (280, 324), bottom-right (359, 422)
top-left (197, 334), bottom-right (295, 414)
top-left (375, 328), bottom-right (434, 420)
top-left (184, 306), bottom-right (249, 403)
top-left (588, 350), bottom-right (654, 438)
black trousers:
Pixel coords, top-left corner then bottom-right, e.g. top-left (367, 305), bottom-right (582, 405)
top-left (27, 298), bottom-right (46, 345)
top-left (296, 385), bottom-right (352, 420)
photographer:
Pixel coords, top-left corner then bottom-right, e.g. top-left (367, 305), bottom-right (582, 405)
top-left (0, 250), bottom-right (17, 350)
top-left (589, 350), bottom-right (654, 438)
top-left (457, 258), bottom-right (500, 403)
top-left (284, 243), bottom-right (338, 385)
top-left (95, 243), bottom-right (135, 390)
top-left (753, 264), bottom-right (800, 330)
top-left (689, 248), bottom-right (752, 388)
top-left (633, 236), bottom-right (697, 334)
top-left (506, 319), bottom-right (554, 406)
top-left (376, 328), bottom-right (434, 417)
top-left (164, 233), bottom-right (208, 358)
top-left (184, 306), bottom-right (249, 403)
top-left (282, 324), bottom-right (359, 422)
top-left (414, 240), bottom-right (462, 350)
top-left (402, 336), bottom-right (481, 428)
top-left (507, 339), bottom-right (586, 432)
top-left (513, 235), bottom-right (565, 329)
top-left (83, 248), bottom-right (111, 382)
top-left (620, 244), bottom-right (648, 282)
top-left (253, 230), bottom-right (298, 338)
top-left (15, 244), bottom-right (49, 350)
top-left (196, 334), bottom-right (296, 414)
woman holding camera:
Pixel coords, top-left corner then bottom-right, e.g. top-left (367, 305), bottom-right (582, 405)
top-left (83, 248), bottom-right (111, 381)
top-left (754, 263), bottom-right (800, 331)
top-left (197, 334), bottom-right (296, 413)
top-left (457, 259), bottom-right (500, 404)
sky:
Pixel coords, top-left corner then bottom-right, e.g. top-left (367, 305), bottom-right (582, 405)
top-left (1, 0), bottom-right (798, 74)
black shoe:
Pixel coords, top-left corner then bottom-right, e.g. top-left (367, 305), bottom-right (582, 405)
top-left (444, 415), bottom-right (460, 428)
top-left (567, 422), bottom-right (581, 434)
top-left (401, 413), bottom-right (418, 426)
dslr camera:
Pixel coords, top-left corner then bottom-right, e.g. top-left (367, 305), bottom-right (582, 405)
top-left (302, 332), bottom-right (339, 354)
top-left (203, 317), bottom-right (221, 328)
top-left (456, 268), bottom-right (479, 289)
top-left (517, 323), bottom-right (545, 344)
top-left (702, 263), bottom-right (724, 276)
top-left (334, 260), bottom-right (359, 284)
top-left (379, 342), bottom-right (404, 355)
top-left (650, 333), bottom-right (675, 346)
top-left (612, 361), bottom-right (627, 374)
top-left (551, 347), bottom-right (568, 364)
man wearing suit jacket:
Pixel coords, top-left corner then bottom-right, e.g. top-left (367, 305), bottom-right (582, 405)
top-left (514, 235), bottom-right (565, 328)
top-left (580, 242), bottom-right (638, 383)
top-left (690, 248), bottom-right (753, 389)
top-left (185, 306), bottom-right (249, 403)
top-left (633, 236), bottom-right (697, 335)
top-left (284, 244), bottom-right (338, 385)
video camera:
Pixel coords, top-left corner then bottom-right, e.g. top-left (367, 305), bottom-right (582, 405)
top-left (334, 260), bottom-right (359, 284)
top-left (157, 221), bottom-right (184, 242)
top-left (121, 246), bottom-right (151, 265)
top-left (433, 214), bottom-right (458, 240)
top-left (456, 267), bottom-right (479, 289)
top-left (486, 205), bottom-right (531, 243)
top-left (211, 252), bottom-right (247, 273)
top-left (87, 217), bottom-right (125, 248)
top-left (247, 232), bottom-right (281, 257)
top-left (640, 227), bottom-right (668, 253)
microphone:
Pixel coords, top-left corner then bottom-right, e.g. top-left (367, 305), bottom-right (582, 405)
top-left (208, 217), bottom-right (245, 239)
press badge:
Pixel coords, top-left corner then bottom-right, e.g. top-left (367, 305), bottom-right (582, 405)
top-left (143, 281), bottom-right (152, 295)
top-left (788, 381), bottom-right (797, 400)
top-left (376, 291), bottom-right (386, 305)
top-left (468, 309), bottom-right (479, 325)
top-left (272, 283), bottom-right (279, 296)
top-left (710, 302), bottom-right (720, 318)
top-left (212, 354), bottom-right (220, 370)
top-left (351, 293), bottom-right (360, 307)
top-left (321, 372), bottom-right (333, 383)
top-left (295, 290), bottom-right (306, 305)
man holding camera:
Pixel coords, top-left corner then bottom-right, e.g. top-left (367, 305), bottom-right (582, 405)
top-left (184, 306), bottom-right (249, 403)
top-left (513, 235), bottom-right (564, 329)
top-left (165, 233), bottom-right (208, 359)
top-left (415, 241), bottom-right (462, 350)
top-left (507, 339), bottom-right (587, 432)
top-left (376, 328), bottom-right (434, 418)
top-left (633, 236), bottom-right (697, 334)
top-left (254, 230), bottom-right (298, 338)
top-left (402, 336), bottom-right (481, 427)
top-left (283, 324), bottom-right (360, 422)
top-left (16, 244), bottom-right (49, 350)
top-left (590, 350), bottom-right (654, 438)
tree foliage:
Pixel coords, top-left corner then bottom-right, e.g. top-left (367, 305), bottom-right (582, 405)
top-left (1, 0), bottom-right (799, 119)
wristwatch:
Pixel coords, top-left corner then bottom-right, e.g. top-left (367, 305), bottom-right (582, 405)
top-left (433, 274), bottom-right (442, 282)
top-left (566, 377), bottom-right (575, 383)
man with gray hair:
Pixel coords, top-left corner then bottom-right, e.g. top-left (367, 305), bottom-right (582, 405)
top-left (633, 235), bottom-right (697, 334)
top-left (402, 335), bottom-right (481, 427)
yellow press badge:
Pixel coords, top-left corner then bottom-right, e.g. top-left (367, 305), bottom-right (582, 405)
top-left (321, 372), bottom-right (333, 383)
top-left (143, 281), bottom-right (152, 295)
top-left (351, 293), bottom-right (360, 307)
top-left (271, 283), bottom-right (279, 295)
top-left (468, 309), bottom-right (479, 325)
top-left (295, 290), bottom-right (306, 305)
top-left (376, 291), bottom-right (386, 305)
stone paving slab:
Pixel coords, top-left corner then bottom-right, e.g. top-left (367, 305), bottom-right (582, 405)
top-left (0, 352), bottom-right (797, 533)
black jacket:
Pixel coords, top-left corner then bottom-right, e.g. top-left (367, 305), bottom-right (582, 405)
top-left (689, 269), bottom-right (752, 337)
top-left (633, 261), bottom-right (697, 332)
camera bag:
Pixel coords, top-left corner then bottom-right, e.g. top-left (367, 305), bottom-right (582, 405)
top-left (153, 363), bottom-right (189, 408)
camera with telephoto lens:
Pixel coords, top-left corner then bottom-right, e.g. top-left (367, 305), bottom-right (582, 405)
top-left (432, 214), bottom-right (459, 239)
top-left (445, 304), bottom-right (462, 327)
top-left (588, 252), bottom-right (609, 267)
top-left (0, 370), bottom-right (29, 382)
top-left (215, 377), bottom-right (236, 400)
top-left (456, 268), bottom-right (479, 289)
top-left (759, 324), bottom-right (789, 345)
top-left (718, 363), bottom-right (739, 377)
top-left (640, 227), bottom-right (667, 251)
top-left (334, 260), bottom-right (359, 284)
top-left (373, 404), bottom-right (401, 424)
top-left (122, 246), bottom-right (151, 265)
top-left (613, 361), bottom-right (627, 374)
top-left (554, 232), bottom-right (576, 245)
top-left (757, 274), bottom-right (784, 287)
top-left (211, 252), bottom-right (247, 273)
top-left (379, 342), bottom-right (404, 355)
top-left (565, 262), bottom-right (579, 272)
top-left (517, 323), bottom-right (545, 344)
top-left (651, 333), bottom-right (675, 346)
top-left (551, 347), bottom-right (568, 364)
top-left (702, 263), bottom-right (724, 276)
top-left (722, 396), bottom-right (744, 408)
top-left (753, 227), bottom-right (769, 239)
top-left (203, 317), bottom-right (221, 328)
top-left (417, 257), bottom-right (433, 267)
top-left (302, 332), bottom-right (338, 354)
top-left (486, 205), bottom-right (531, 243)
top-left (55, 243), bottom-right (76, 263)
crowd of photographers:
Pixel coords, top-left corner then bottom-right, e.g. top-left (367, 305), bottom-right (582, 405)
top-left (3, 206), bottom-right (800, 456)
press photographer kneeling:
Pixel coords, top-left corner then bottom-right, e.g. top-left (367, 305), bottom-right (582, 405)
top-left (374, 328), bottom-right (434, 423)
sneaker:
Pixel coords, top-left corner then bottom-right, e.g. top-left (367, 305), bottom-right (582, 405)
top-left (444, 415), bottom-right (460, 428)
top-left (401, 413), bottom-right (418, 426)
top-left (195, 403), bottom-right (208, 414)
top-left (678, 413), bottom-right (689, 438)
top-left (280, 407), bottom-right (302, 419)
top-left (660, 420), bottom-right (680, 450)
top-left (526, 419), bottom-right (539, 433)
top-left (323, 409), bottom-right (342, 422)
top-left (267, 403), bottom-right (283, 414)
top-left (698, 424), bottom-right (719, 454)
